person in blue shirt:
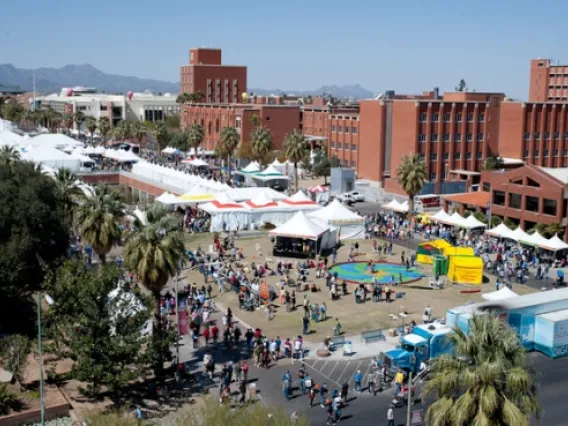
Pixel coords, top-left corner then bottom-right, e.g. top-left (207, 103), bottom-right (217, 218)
top-left (282, 370), bottom-right (292, 400)
top-left (353, 370), bottom-right (363, 392)
top-left (135, 406), bottom-right (143, 425)
top-left (319, 382), bottom-right (328, 407)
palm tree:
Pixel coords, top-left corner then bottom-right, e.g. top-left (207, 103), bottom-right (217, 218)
top-left (73, 111), bottom-right (85, 132)
top-left (484, 156), bottom-right (505, 170)
top-left (98, 117), bottom-right (111, 142)
top-left (123, 205), bottom-right (185, 375)
top-left (218, 126), bottom-right (240, 179)
top-left (76, 184), bottom-right (124, 265)
top-left (396, 154), bottom-right (426, 218)
top-left (284, 130), bottom-right (309, 191)
top-left (194, 91), bottom-right (204, 102)
top-left (176, 93), bottom-right (191, 104)
top-left (133, 121), bottom-right (148, 146)
top-left (424, 314), bottom-right (540, 426)
top-left (85, 116), bottom-right (97, 145)
top-left (251, 125), bottom-right (272, 166)
top-left (0, 145), bottom-right (21, 166)
top-left (62, 114), bottom-right (74, 135)
top-left (188, 123), bottom-right (205, 152)
top-left (54, 168), bottom-right (84, 223)
top-left (151, 121), bottom-right (169, 157)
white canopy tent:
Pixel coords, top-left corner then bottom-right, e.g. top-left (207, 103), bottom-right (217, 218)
top-left (520, 231), bottom-right (550, 248)
top-left (22, 146), bottom-right (81, 172)
top-left (185, 158), bottom-right (209, 167)
top-left (541, 235), bottom-right (568, 252)
top-left (155, 192), bottom-right (180, 205)
top-left (509, 227), bottom-right (531, 242)
top-left (308, 199), bottom-right (365, 240)
top-left (234, 161), bottom-right (261, 185)
top-left (270, 211), bottom-right (336, 254)
top-left (383, 199), bottom-right (403, 211)
top-left (198, 193), bottom-right (247, 232)
top-left (162, 146), bottom-right (181, 155)
top-left (486, 223), bottom-right (515, 239)
top-left (449, 212), bottom-right (467, 228)
top-left (104, 149), bottom-right (141, 163)
top-left (252, 165), bottom-right (290, 181)
top-left (28, 134), bottom-right (85, 150)
top-left (462, 215), bottom-right (487, 229)
top-left (482, 287), bottom-right (519, 301)
top-left (431, 209), bottom-right (455, 225)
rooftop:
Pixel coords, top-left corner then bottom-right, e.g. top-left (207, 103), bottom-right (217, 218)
top-left (539, 308), bottom-right (568, 322)
top-left (540, 167), bottom-right (568, 185)
top-left (442, 191), bottom-right (490, 208)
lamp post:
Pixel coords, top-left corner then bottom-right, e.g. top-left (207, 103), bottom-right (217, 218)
top-left (37, 293), bottom-right (45, 426)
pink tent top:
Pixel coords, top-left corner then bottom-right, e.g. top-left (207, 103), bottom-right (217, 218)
top-left (281, 190), bottom-right (316, 206)
top-left (308, 185), bottom-right (328, 193)
top-left (244, 193), bottom-right (278, 208)
top-left (210, 200), bottom-right (243, 209)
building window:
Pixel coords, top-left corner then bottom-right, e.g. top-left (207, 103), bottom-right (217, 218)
top-left (526, 196), bottom-right (539, 212)
top-left (330, 142), bottom-right (335, 149)
top-left (419, 134), bottom-right (426, 142)
top-left (479, 113), bottom-right (485, 122)
top-left (545, 132), bottom-right (550, 140)
top-left (509, 193), bottom-right (522, 209)
top-left (331, 125), bottom-right (336, 132)
top-left (534, 150), bottom-right (539, 158)
top-left (430, 172), bottom-right (437, 180)
top-left (456, 113), bottom-right (462, 122)
top-left (418, 154), bottom-right (425, 162)
top-left (482, 182), bottom-right (491, 192)
top-left (444, 113), bottom-right (451, 122)
top-left (493, 190), bottom-right (506, 206)
top-left (466, 152), bottom-right (472, 160)
top-left (554, 149), bottom-right (559, 157)
top-left (564, 132), bottom-right (568, 139)
top-left (476, 152), bottom-right (483, 159)
top-left (454, 152), bottom-right (461, 160)
top-left (467, 113), bottom-right (473, 122)
top-left (477, 132), bottom-right (483, 141)
top-left (345, 127), bottom-right (350, 134)
top-left (544, 149), bottom-right (550, 157)
top-left (338, 143), bottom-right (343, 150)
top-left (338, 126), bottom-right (342, 133)
top-left (543, 199), bottom-right (557, 216)
top-left (466, 133), bottom-right (473, 142)
top-left (352, 127), bottom-right (357, 134)
top-left (565, 150), bottom-right (568, 157)
top-left (432, 113), bottom-right (439, 122)
top-left (431, 134), bottom-right (438, 142)
top-left (420, 112), bottom-right (427, 122)
top-left (351, 144), bottom-right (356, 151)
top-left (351, 161), bottom-right (356, 167)
top-left (455, 133), bottom-right (462, 141)
top-left (343, 160), bottom-right (348, 166)
top-left (535, 132), bottom-right (540, 140)
top-left (524, 150), bottom-right (529, 158)
top-left (443, 133), bottom-right (450, 142)
top-left (524, 132), bottom-right (530, 140)
top-left (443, 152), bottom-right (449, 160)
top-left (431, 153), bottom-right (438, 161)
top-left (554, 132), bottom-right (560, 139)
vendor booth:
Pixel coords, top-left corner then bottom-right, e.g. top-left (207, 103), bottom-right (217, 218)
top-left (447, 255), bottom-right (483, 285)
top-left (482, 287), bottom-right (519, 301)
top-left (308, 199), bottom-right (365, 240)
top-left (251, 165), bottom-right (290, 190)
top-left (198, 193), bottom-right (246, 232)
top-left (270, 212), bottom-right (335, 258)
top-left (233, 161), bottom-right (260, 185)
top-left (308, 184), bottom-right (330, 204)
top-left (416, 239), bottom-right (453, 264)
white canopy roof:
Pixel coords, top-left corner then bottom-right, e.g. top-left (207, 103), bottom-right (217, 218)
top-left (486, 223), bottom-right (515, 239)
top-left (509, 227), bottom-right (531, 242)
top-left (269, 211), bottom-right (329, 240)
top-left (246, 192), bottom-right (277, 208)
top-left (541, 235), bottom-right (568, 252)
top-left (520, 231), bottom-right (550, 247)
top-left (94, 145), bottom-right (106, 154)
top-left (450, 212), bottom-right (467, 227)
top-left (187, 158), bottom-right (208, 167)
top-left (132, 208), bottom-right (147, 225)
top-left (482, 287), bottom-right (519, 301)
top-left (240, 161), bottom-right (260, 173)
top-left (29, 133), bottom-right (85, 149)
top-left (431, 209), bottom-right (454, 224)
top-left (155, 192), bottom-right (179, 205)
top-left (383, 199), bottom-right (402, 210)
top-left (0, 130), bottom-right (24, 147)
top-left (253, 165), bottom-right (289, 181)
top-left (103, 149), bottom-right (141, 163)
top-left (462, 215), bottom-right (487, 229)
top-left (308, 199), bottom-right (364, 225)
top-left (162, 146), bottom-right (179, 154)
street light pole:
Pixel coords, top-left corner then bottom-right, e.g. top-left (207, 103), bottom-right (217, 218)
top-left (406, 371), bottom-right (413, 426)
top-left (175, 269), bottom-right (181, 382)
top-left (37, 292), bottom-right (45, 426)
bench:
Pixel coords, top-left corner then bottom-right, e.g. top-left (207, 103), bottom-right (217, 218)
top-left (329, 335), bottom-right (348, 351)
top-left (361, 329), bottom-right (386, 344)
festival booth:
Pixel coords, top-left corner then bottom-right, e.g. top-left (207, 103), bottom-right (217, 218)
top-left (308, 184), bottom-right (330, 204)
top-left (233, 161), bottom-right (260, 185)
top-left (308, 199), bottom-right (365, 240)
top-left (462, 215), bottom-right (487, 229)
top-left (103, 149), bottom-right (141, 163)
top-left (155, 192), bottom-right (180, 206)
top-left (430, 210), bottom-right (455, 225)
top-left (541, 235), bottom-right (568, 252)
top-left (416, 239), bottom-right (453, 264)
top-left (519, 231), bottom-right (550, 248)
top-left (28, 133), bottom-right (85, 150)
top-left (176, 186), bottom-right (217, 204)
top-left (280, 190), bottom-right (320, 211)
top-left (251, 165), bottom-right (290, 190)
top-left (486, 223), bottom-right (516, 240)
top-left (22, 146), bottom-right (82, 172)
top-left (198, 193), bottom-right (247, 232)
top-left (241, 193), bottom-right (295, 229)
top-left (184, 158), bottom-right (209, 170)
top-left (509, 227), bottom-right (531, 242)
top-left (447, 255), bottom-right (483, 285)
top-left (482, 287), bottom-right (519, 301)
top-left (270, 211), bottom-right (335, 258)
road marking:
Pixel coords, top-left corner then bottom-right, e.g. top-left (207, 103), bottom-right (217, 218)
top-left (311, 359), bottom-right (319, 369)
top-left (348, 361), bottom-right (363, 385)
top-left (336, 361), bottom-right (350, 384)
top-left (304, 361), bottom-right (342, 387)
top-left (328, 362), bottom-right (339, 377)
top-left (321, 361), bottom-right (329, 372)
top-left (361, 364), bottom-right (373, 388)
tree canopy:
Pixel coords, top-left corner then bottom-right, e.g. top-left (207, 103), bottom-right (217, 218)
top-left (396, 154), bottom-right (426, 217)
top-left (484, 156), bottom-right (505, 170)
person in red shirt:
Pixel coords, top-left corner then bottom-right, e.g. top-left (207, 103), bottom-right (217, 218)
top-left (202, 327), bottom-right (210, 346)
top-left (211, 325), bottom-right (219, 345)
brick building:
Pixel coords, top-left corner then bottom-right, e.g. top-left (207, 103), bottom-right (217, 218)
top-left (529, 58), bottom-right (568, 102)
top-left (180, 48), bottom-right (247, 105)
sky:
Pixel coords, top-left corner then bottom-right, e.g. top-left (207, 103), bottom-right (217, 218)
top-left (2, 0), bottom-right (568, 99)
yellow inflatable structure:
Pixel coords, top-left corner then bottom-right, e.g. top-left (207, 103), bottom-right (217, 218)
top-left (416, 239), bottom-right (452, 264)
top-left (447, 255), bottom-right (483, 285)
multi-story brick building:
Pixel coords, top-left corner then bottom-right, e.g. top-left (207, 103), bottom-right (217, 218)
top-left (180, 48), bottom-right (247, 105)
top-left (529, 58), bottom-right (568, 102)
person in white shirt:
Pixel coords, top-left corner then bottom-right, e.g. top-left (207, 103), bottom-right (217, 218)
top-left (387, 405), bottom-right (395, 426)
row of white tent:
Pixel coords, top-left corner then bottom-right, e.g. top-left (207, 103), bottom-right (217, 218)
top-left (430, 209), bottom-right (487, 230)
top-left (382, 199), bottom-right (409, 213)
top-left (486, 223), bottom-right (568, 252)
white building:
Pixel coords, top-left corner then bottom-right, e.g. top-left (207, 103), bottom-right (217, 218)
top-left (36, 87), bottom-right (180, 128)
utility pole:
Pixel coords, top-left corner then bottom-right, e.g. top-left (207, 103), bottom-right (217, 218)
top-left (37, 292), bottom-right (45, 426)
top-left (32, 74), bottom-right (36, 112)
top-left (406, 370), bottom-right (413, 426)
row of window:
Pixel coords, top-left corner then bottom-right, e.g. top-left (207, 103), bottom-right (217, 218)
top-left (330, 142), bottom-right (357, 151)
top-left (331, 125), bottom-right (358, 134)
top-left (340, 160), bottom-right (356, 167)
top-left (492, 192), bottom-right (558, 216)
top-left (418, 152), bottom-right (483, 161)
top-left (523, 132), bottom-right (568, 140)
top-left (419, 112), bottom-right (485, 123)
top-left (522, 149), bottom-right (568, 158)
top-left (419, 133), bottom-right (484, 142)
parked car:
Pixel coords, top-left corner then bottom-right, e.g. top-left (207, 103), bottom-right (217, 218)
top-left (338, 191), bottom-right (365, 203)
top-left (336, 193), bottom-right (356, 205)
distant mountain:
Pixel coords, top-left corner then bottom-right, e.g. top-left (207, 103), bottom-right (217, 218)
top-left (249, 84), bottom-right (377, 99)
top-left (0, 64), bottom-right (180, 94)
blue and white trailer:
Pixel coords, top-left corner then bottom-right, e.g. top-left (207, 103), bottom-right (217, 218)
top-left (534, 309), bottom-right (568, 359)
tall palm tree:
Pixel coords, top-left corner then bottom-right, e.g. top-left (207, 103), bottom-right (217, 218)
top-left (76, 184), bottom-right (124, 265)
top-left (62, 114), bottom-right (74, 135)
top-left (284, 129), bottom-right (309, 191)
top-left (133, 121), bottom-right (148, 146)
top-left (54, 168), bottom-right (84, 223)
top-left (188, 123), bottom-right (205, 152)
top-left (176, 93), bottom-right (191, 104)
top-left (251, 125), bottom-right (272, 166)
top-left (73, 111), bottom-right (85, 132)
top-left (151, 121), bottom-right (169, 157)
top-left (123, 205), bottom-right (185, 375)
top-left (98, 117), bottom-right (111, 142)
top-left (424, 314), bottom-right (541, 426)
top-left (0, 145), bottom-right (21, 167)
top-left (85, 116), bottom-right (97, 145)
top-left (218, 126), bottom-right (240, 179)
top-left (396, 154), bottom-right (426, 218)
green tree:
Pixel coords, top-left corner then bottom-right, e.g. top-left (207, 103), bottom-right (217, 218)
top-left (123, 205), bottom-right (185, 375)
top-left (424, 315), bottom-right (541, 426)
top-left (85, 116), bottom-right (98, 144)
top-left (484, 156), bottom-right (505, 170)
top-left (133, 121), bottom-right (147, 146)
top-left (312, 151), bottom-right (339, 185)
top-left (455, 79), bottom-right (468, 92)
top-left (43, 261), bottom-right (151, 397)
top-left (529, 222), bottom-right (562, 238)
top-left (77, 184), bottom-right (124, 264)
top-left (284, 129), bottom-right (309, 191)
top-left (217, 126), bottom-right (240, 179)
top-left (74, 111), bottom-right (85, 131)
top-left (2, 103), bottom-right (24, 122)
top-left (0, 145), bottom-right (21, 167)
top-left (170, 131), bottom-right (189, 151)
top-left (396, 154), bottom-right (426, 218)
top-left (54, 168), bottom-right (84, 224)
top-left (472, 211), bottom-right (488, 224)
top-left (0, 335), bottom-right (32, 386)
top-left (250, 114), bottom-right (261, 128)
top-left (188, 122), bottom-right (205, 151)
top-left (251, 125), bottom-right (272, 165)
top-left (151, 121), bottom-right (169, 156)
top-left (490, 215), bottom-right (503, 227)
top-left (176, 93), bottom-right (191, 104)
top-left (0, 161), bottom-right (70, 318)
top-left (236, 141), bottom-right (254, 161)
top-left (62, 114), bottom-right (74, 134)
top-left (0, 384), bottom-right (17, 415)
top-left (98, 117), bottom-right (111, 142)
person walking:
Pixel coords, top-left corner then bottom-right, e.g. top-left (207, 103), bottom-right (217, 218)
top-left (319, 382), bottom-right (329, 407)
top-left (239, 379), bottom-right (247, 404)
top-left (308, 385), bottom-right (316, 407)
top-left (353, 370), bottom-right (363, 392)
top-left (302, 316), bottom-right (310, 335)
top-left (387, 404), bottom-right (395, 426)
top-left (282, 370), bottom-right (293, 401)
top-left (298, 366), bottom-right (306, 394)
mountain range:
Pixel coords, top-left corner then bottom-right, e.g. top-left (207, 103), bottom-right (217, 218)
top-left (0, 63), bottom-right (377, 99)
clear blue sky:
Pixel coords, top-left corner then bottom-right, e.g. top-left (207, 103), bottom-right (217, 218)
top-left (2, 0), bottom-right (567, 99)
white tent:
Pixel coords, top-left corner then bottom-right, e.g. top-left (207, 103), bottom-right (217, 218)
top-left (270, 212), bottom-right (336, 252)
top-left (253, 165), bottom-right (290, 181)
top-left (282, 190), bottom-right (315, 205)
top-left (132, 208), bottom-right (147, 225)
top-left (450, 212), bottom-right (467, 227)
top-left (308, 199), bottom-right (365, 240)
top-left (187, 158), bottom-right (209, 167)
top-left (509, 227), bottom-right (531, 242)
top-left (482, 287), bottom-right (519, 301)
top-left (394, 200), bottom-right (409, 213)
top-left (0, 130), bottom-right (24, 147)
top-left (520, 231), bottom-right (550, 248)
top-left (383, 199), bottom-right (402, 210)
top-left (462, 215), bottom-right (487, 229)
top-left (104, 149), bottom-right (141, 163)
top-left (486, 223), bottom-right (514, 239)
top-left (22, 146), bottom-right (81, 172)
top-left (540, 235), bottom-right (568, 252)
top-left (94, 145), bottom-right (106, 154)
top-left (155, 192), bottom-right (179, 205)
top-left (240, 162), bottom-right (260, 173)
top-left (431, 209), bottom-right (454, 225)
top-left (29, 133), bottom-right (85, 150)
top-left (161, 146), bottom-right (178, 155)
